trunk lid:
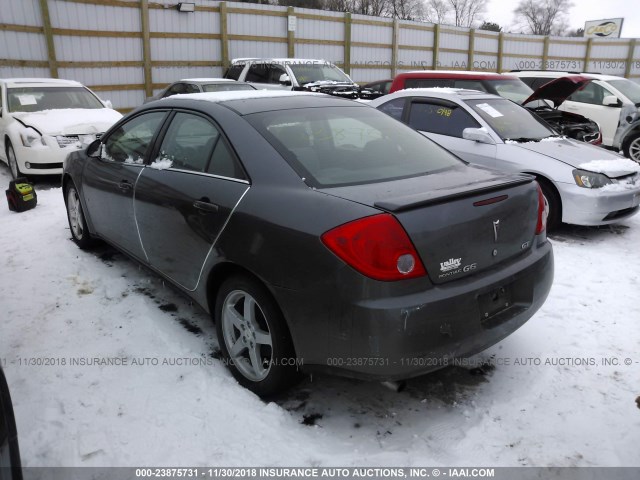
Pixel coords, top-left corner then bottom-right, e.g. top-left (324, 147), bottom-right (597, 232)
top-left (321, 166), bottom-right (539, 284)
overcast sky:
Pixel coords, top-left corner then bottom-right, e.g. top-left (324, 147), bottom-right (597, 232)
top-left (483, 0), bottom-right (640, 38)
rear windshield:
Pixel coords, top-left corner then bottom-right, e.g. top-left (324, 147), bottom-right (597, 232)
top-left (201, 83), bottom-right (255, 92)
top-left (7, 86), bottom-right (104, 112)
top-left (247, 106), bottom-right (462, 188)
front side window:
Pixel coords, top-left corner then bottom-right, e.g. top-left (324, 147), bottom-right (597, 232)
top-left (567, 82), bottom-right (614, 105)
top-left (248, 106), bottom-right (462, 188)
top-left (245, 64), bottom-right (271, 83)
top-left (225, 64), bottom-right (245, 81)
top-left (103, 111), bottom-right (166, 164)
top-left (408, 101), bottom-right (480, 138)
top-left (466, 98), bottom-right (554, 141)
top-left (7, 86), bottom-right (104, 112)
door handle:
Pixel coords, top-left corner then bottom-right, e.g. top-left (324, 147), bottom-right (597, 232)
top-left (118, 181), bottom-right (132, 191)
top-left (193, 199), bottom-right (219, 213)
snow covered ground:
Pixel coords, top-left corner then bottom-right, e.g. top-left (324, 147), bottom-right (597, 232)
top-left (0, 164), bottom-right (639, 467)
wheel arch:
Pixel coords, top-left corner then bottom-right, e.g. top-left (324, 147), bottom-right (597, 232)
top-left (523, 171), bottom-right (562, 227)
top-left (205, 262), bottom-right (298, 356)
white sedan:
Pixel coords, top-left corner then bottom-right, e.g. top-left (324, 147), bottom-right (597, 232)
top-left (0, 78), bottom-right (122, 178)
top-left (371, 88), bottom-right (640, 229)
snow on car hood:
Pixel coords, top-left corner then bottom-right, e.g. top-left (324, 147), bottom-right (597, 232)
top-left (506, 136), bottom-right (629, 172)
top-left (522, 75), bottom-right (593, 108)
top-left (578, 158), bottom-right (640, 176)
top-left (12, 108), bottom-right (122, 135)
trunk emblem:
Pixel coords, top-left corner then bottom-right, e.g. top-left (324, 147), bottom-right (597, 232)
top-left (493, 220), bottom-right (500, 243)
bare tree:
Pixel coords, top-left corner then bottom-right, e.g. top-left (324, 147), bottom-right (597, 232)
top-left (388, 0), bottom-right (425, 20)
top-left (424, 0), bottom-right (450, 24)
top-left (447, 0), bottom-right (487, 27)
top-left (513, 0), bottom-right (573, 35)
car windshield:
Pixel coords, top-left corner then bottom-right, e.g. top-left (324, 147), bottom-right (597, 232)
top-left (7, 86), bottom-right (104, 113)
top-left (485, 79), bottom-right (535, 104)
top-left (608, 79), bottom-right (640, 105)
top-left (248, 106), bottom-right (462, 188)
top-left (201, 83), bottom-right (255, 92)
top-left (466, 98), bottom-right (555, 142)
top-left (288, 63), bottom-right (352, 85)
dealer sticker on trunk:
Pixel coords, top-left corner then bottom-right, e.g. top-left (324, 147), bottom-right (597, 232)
top-left (439, 257), bottom-right (477, 279)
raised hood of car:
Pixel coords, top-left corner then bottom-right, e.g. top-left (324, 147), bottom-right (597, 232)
top-left (522, 75), bottom-right (592, 108)
top-left (503, 137), bottom-right (631, 174)
top-left (12, 108), bottom-right (122, 135)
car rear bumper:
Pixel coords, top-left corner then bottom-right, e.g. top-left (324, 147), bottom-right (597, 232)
top-left (558, 181), bottom-right (640, 226)
top-left (276, 238), bottom-right (553, 381)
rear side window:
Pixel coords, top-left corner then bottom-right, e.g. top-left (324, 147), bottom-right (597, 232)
top-left (404, 78), bottom-right (453, 89)
top-left (248, 106), bottom-right (461, 188)
top-left (157, 113), bottom-right (218, 172)
top-left (408, 101), bottom-right (480, 138)
top-left (246, 64), bottom-right (271, 83)
top-left (225, 64), bottom-right (245, 80)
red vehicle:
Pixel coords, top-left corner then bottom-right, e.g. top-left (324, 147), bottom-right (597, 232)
top-left (389, 71), bottom-right (601, 144)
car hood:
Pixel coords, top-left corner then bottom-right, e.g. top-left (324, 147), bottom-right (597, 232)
top-left (505, 137), bottom-right (634, 175)
top-left (522, 75), bottom-right (593, 108)
top-left (12, 108), bottom-right (123, 135)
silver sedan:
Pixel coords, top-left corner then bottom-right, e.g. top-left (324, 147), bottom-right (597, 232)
top-left (371, 88), bottom-right (640, 228)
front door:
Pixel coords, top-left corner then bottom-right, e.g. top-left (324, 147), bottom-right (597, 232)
top-left (82, 110), bottom-right (168, 260)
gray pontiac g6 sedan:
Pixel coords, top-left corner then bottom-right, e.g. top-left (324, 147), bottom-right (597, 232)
top-left (62, 90), bottom-right (553, 396)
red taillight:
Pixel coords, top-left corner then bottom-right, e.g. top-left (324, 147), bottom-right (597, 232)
top-left (536, 183), bottom-right (548, 234)
top-left (321, 213), bottom-right (427, 281)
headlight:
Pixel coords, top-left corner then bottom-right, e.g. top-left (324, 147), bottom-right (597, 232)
top-left (572, 169), bottom-right (612, 188)
top-left (20, 127), bottom-right (45, 147)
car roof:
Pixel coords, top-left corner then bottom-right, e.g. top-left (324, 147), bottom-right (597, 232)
top-left (379, 87), bottom-right (498, 101)
top-left (1, 77), bottom-right (84, 88)
top-left (231, 58), bottom-right (331, 65)
top-left (178, 78), bottom-right (236, 83)
top-left (509, 71), bottom-right (624, 81)
top-left (157, 89), bottom-right (360, 115)
top-left (397, 70), bottom-right (519, 80)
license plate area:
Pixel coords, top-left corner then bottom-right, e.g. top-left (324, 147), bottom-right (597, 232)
top-left (479, 284), bottom-right (513, 323)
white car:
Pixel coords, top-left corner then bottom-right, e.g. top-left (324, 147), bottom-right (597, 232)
top-left (0, 78), bottom-right (122, 178)
top-left (510, 71), bottom-right (640, 162)
top-left (371, 88), bottom-right (640, 229)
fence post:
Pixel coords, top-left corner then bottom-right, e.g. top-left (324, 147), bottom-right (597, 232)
top-left (497, 32), bottom-right (504, 72)
top-left (220, 2), bottom-right (229, 70)
top-left (391, 19), bottom-right (399, 77)
top-left (583, 37), bottom-right (593, 72)
top-left (287, 6), bottom-right (295, 58)
top-left (624, 39), bottom-right (636, 78)
top-left (38, 0), bottom-right (58, 78)
top-left (140, 0), bottom-right (152, 98)
top-left (468, 28), bottom-right (475, 71)
top-left (432, 23), bottom-right (440, 69)
top-left (542, 36), bottom-right (550, 71)
top-left (344, 12), bottom-right (351, 75)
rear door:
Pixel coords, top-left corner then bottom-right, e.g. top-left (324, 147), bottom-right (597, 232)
top-left (404, 98), bottom-right (498, 167)
top-left (82, 110), bottom-right (168, 260)
top-left (134, 110), bottom-right (249, 291)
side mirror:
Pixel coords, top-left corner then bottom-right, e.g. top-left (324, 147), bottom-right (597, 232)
top-left (102, 99), bottom-right (113, 109)
top-left (279, 74), bottom-right (292, 86)
top-left (87, 139), bottom-right (102, 158)
top-left (602, 95), bottom-right (621, 107)
top-left (463, 127), bottom-right (495, 145)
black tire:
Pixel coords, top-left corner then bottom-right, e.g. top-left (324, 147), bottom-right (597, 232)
top-left (538, 178), bottom-right (561, 231)
top-left (623, 132), bottom-right (640, 163)
top-left (6, 141), bottom-right (23, 180)
top-left (0, 367), bottom-right (23, 480)
top-left (65, 182), bottom-right (94, 249)
top-left (215, 274), bottom-right (301, 397)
